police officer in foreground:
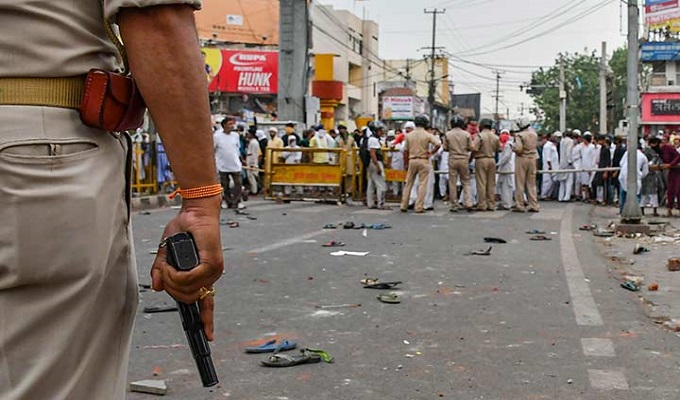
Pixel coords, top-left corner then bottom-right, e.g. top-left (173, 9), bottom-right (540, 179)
top-left (471, 118), bottom-right (501, 211)
top-left (0, 2), bottom-right (223, 399)
top-left (443, 115), bottom-right (474, 212)
top-left (400, 115), bottom-right (441, 213)
top-left (512, 116), bottom-right (540, 212)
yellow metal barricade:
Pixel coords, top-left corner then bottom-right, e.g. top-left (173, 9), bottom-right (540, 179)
top-left (131, 142), bottom-right (159, 195)
top-left (264, 147), bottom-right (346, 203)
top-left (353, 148), bottom-right (407, 203)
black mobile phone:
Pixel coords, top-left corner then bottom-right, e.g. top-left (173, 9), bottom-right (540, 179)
top-left (164, 232), bottom-right (219, 387)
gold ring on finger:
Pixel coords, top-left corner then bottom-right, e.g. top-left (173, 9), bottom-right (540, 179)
top-left (199, 286), bottom-right (216, 300)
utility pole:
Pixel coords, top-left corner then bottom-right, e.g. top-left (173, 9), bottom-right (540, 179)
top-left (492, 71), bottom-right (502, 122)
top-left (278, 0), bottom-right (309, 123)
top-left (600, 41), bottom-right (608, 134)
top-left (622, 0), bottom-right (642, 222)
top-left (559, 57), bottom-right (566, 132)
top-left (424, 8), bottom-right (445, 124)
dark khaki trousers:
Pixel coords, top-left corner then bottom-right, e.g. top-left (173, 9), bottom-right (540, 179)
top-left (448, 158), bottom-right (472, 209)
top-left (0, 107), bottom-right (137, 399)
top-left (475, 158), bottom-right (497, 210)
top-left (401, 159), bottom-right (430, 211)
top-left (515, 156), bottom-right (539, 211)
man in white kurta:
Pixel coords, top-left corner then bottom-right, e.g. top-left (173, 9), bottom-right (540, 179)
top-left (541, 132), bottom-right (560, 199)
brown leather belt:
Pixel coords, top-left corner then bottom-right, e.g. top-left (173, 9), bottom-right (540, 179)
top-left (0, 76), bottom-right (86, 109)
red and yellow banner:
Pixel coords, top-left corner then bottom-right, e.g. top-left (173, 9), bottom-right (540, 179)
top-left (204, 49), bottom-right (278, 94)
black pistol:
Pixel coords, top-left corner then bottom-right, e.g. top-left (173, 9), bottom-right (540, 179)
top-left (164, 232), bottom-right (219, 387)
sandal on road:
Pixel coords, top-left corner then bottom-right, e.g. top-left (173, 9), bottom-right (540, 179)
top-left (579, 224), bottom-right (597, 231)
top-left (377, 293), bottom-right (401, 304)
top-left (529, 235), bottom-right (552, 241)
top-left (484, 237), bottom-right (507, 244)
top-left (525, 229), bottom-right (546, 234)
top-left (465, 246), bottom-right (492, 256)
top-left (245, 339), bottom-right (297, 354)
top-left (322, 240), bottom-right (346, 248)
top-left (261, 348), bottom-right (333, 367)
top-left (363, 281), bottom-right (402, 290)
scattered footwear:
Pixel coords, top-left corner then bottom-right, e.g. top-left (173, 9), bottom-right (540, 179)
top-left (484, 237), bottom-right (507, 244)
top-left (593, 230), bottom-right (614, 237)
top-left (343, 221), bottom-right (355, 229)
top-left (322, 240), bottom-right (346, 248)
top-left (377, 293), bottom-right (401, 304)
top-left (363, 281), bottom-right (402, 290)
top-left (235, 209), bottom-right (249, 215)
top-left (367, 223), bottom-right (391, 230)
top-left (261, 349), bottom-right (322, 367)
top-left (465, 246), bottom-right (492, 256)
top-left (529, 235), bottom-right (552, 241)
top-left (633, 244), bottom-right (650, 254)
top-left (579, 224), bottom-right (597, 231)
top-left (246, 216), bottom-right (258, 220)
top-left (620, 280), bottom-right (640, 292)
top-left (322, 224), bottom-right (336, 229)
top-left (228, 221), bottom-right (240, 228)
top-left (245, 339), bottom-right (297, 354)
top-left (360, 278), bottom-right (379, 286)
top-left (525, 229), bottom-right (546, 234)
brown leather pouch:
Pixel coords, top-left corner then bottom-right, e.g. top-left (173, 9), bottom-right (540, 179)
top-left (79, 69), bottom-right (146, 131)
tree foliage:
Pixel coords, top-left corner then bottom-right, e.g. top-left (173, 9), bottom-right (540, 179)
top-left (528, 46), bottom-right (627, 134)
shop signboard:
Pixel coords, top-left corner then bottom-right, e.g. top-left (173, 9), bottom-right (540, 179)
top-left (204, 49), bottom-right (278, 94)
top-left (382, 96), bottom-right (414, 120)
top-left (641, 42), bottom-right (680, 61)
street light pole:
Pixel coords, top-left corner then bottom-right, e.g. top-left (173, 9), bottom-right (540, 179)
top-left (621, 0), bottom-right (642, 222)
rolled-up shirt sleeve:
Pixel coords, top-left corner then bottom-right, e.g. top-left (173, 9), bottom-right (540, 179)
top-left (105, 0), bottom-right (202, 21)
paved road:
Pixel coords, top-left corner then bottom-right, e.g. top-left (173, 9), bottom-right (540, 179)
top-left (127, 201), bottom-right (680, 400)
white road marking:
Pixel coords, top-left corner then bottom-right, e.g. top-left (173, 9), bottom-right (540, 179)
top-left (245, 203), bottom-right (299, 212)
top-left (560, 205), bottom-right (604, 326)
top-left (581, 338), bottom-right (616, 357)
top-left (588, 370), bottom-right (629, 390)
top-left (247, 230), bottom-right (330, 253)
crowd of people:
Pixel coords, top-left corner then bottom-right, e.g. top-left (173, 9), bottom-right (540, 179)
top-left (211, 114), bottom-right (680, 217)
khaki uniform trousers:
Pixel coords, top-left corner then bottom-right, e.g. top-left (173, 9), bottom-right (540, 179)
top-left (401, 158), bottom-right (430, 212)
top-left (448, 158), bottom-right (472, 210)
top-left (0, 107), bottom-right (137, 400)
top-left (475, 158), bottom-right (497, 210)
top-left (514, 156), bottom-right (539, 211)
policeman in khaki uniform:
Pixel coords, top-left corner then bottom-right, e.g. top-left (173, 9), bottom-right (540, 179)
top-left (0, 2), bottom-right (223, 399)
top-left (443, 115), bottom-right (473, 212)
top-left (471, 119), bottom-right (501, 211)
top-left (400, 115), bottom-right (441, 213)
top-left (512, 116), bottom-right (540, 212)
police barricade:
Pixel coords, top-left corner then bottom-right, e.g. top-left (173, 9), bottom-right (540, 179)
top-left (131, 141), bottom-right (159, 195)
top-left (263, 147), bottom-right (348, 203)
top-left (354, 148), bottom-right (415, 203)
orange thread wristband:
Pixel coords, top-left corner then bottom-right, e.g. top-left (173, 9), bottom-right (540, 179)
top-left (169, 183), bottom-right (223, 200)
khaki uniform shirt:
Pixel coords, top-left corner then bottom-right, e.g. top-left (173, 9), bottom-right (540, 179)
top-left (0, 0), bottom-right (201, 78)
top-left (472, 129), bottom-right (500, 159)
top-left (404, 127), bottom-right (440, 159)
top-left (443, 127), bottom-right (472, 160)
top-left (514, 129), bottom-right (539, 159)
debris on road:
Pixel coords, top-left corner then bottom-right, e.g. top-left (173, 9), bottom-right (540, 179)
top-left (330, 251), bottom-right (369, 257)
top-left (314, 303), bottom-right (361, 309)
top-left (648, 282), bottom-right (660, 291)
top-left (620, 280), bottom-right (640, 292)
top-left (377, 293), bottom-right (401, 304)
top-left (484, 237), bottom-right (507, 244)
top-left (322, 240), bottom-right (345, 248)
top-left (529, 235), bottom-right (552, 241)
top-left (525, 229), bottom-right (545, 234)
top-left (593, 229), bottom-right (615, 237)
top-left (633, 244), bottom-right (650, 254)
top-left (464, 246), bottom-right (492, 256)
top-left (130, 380), bottom-right (167, 395)
top-left (363, 281), bottom-right (402, 290)
top-left (322, 224), bottom-right (336, 229)
top-left (579, 224), bottom-right (596, 231)
top-left (669, 258), bottom-right (680, 272)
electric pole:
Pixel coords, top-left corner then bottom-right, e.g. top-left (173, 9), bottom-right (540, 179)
top-left (278, 0), bottom-right (309, 123)
top-left (600, 41), bottom-right (608, 134)
top-left (492, 71), bottom-right (502, 122)
top-left (424, 8), bottom-right (445, 125)
top-left (622, 0), bottom-right (642, 222)
top-left (559, 57), bottom-right (566, 132)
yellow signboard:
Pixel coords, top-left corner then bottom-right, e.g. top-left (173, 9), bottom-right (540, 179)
top-left (385, 169), bottom-right (407, 182)
top-left (271, 165), bottom-right (342, 185)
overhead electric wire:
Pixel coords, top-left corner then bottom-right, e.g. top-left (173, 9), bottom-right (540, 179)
top-left (458, 0), bottom-right (616, 57)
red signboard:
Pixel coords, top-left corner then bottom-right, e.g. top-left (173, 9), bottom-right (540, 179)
top-left (205, 49), bottom-right (278, 94)
top-left (641, 92), bottom-right (680, 123)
